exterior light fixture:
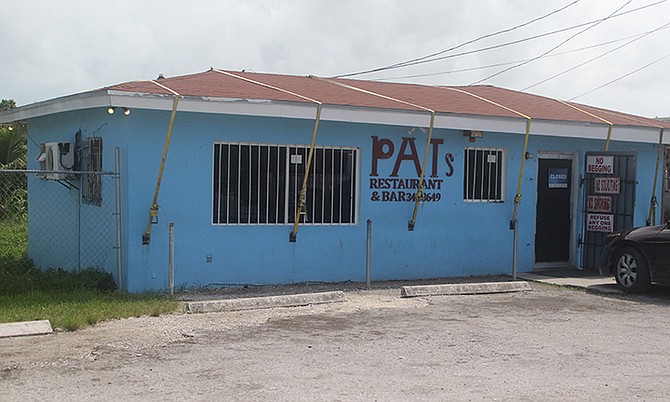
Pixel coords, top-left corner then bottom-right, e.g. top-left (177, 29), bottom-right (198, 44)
top-left (107, 107), bottom-right (115, 115)
top-left (122, 107), bottom-right (131, 116)
top-left (463, 130), bottom-right (484, 143)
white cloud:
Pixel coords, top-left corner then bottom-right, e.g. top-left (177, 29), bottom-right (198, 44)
top-left (1, 0), bottom-right (668, 117)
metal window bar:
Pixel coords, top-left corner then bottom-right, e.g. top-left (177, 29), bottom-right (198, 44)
top-left (484, 151), bottom-right (497, 201)
top-left (464, 147), bottom-right (504, 202)
top-left (213, 142), bottom-right (357, 225)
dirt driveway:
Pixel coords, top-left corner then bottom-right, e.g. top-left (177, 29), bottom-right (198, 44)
top-left (3, 280), bottom-right (670, 401)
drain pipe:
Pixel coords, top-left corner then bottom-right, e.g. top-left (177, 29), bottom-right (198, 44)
top-left (211, 69), bottom-right (324, 242)
top-left (314, 76), bottom-right (435, 230)
top-left (647, 128), bottom-right (664, 226)
top-left (143, 81), bottom-right (181, 245)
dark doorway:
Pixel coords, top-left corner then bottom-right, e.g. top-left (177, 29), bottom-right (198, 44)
top-left (535, 158), bottom-right (572, 263)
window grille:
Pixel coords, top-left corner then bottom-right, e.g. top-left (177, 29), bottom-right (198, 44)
top-left (82, 137), bottom-right (103, 206)
top-left (213, 143), bottom-right (358, 225)
top-left (463, 147), bottom-right (504, 202)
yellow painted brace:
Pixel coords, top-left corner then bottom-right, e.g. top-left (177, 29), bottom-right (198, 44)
top-left (313, 76), bottom-right (435, 231)
top-left (291, 104), bottom-right (322, 242)
top-left (408, 112), bottom-right (435, 231)
top-left (443, 88), bottom-right (532, 227)
top-left (556, 100), bottom-right (614, 151)
top-left (143, 82), bottom-right (181, 245)
top-left (562, 101), bottom-right (665, 225)
top-left (212, 69), bottom-right (323, 242)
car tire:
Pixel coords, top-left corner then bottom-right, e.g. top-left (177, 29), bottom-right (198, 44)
top-left (614, 247), bottom-right (651, 293)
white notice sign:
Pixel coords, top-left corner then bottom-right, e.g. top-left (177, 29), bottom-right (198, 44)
top-left (586, 155), bottom-right (614, 174)
top-left (587, 213), bottom-right (614, 233)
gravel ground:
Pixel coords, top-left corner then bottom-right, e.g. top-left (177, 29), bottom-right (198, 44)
top-left (3, 277), bottom-right (670, 401)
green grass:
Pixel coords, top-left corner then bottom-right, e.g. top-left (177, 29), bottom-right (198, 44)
top-left (0, 291), bottom-right (179, 331)
top-left (0, 220), bottom-right (181, 331)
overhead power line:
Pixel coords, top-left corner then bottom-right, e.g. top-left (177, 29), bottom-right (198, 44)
top-left (470, 0), bottom-right (632, 85)
top-left (374, 32), bottom-right (656, 81)
top-left (334, 0), bottom-right (667, 79)
top-left (570, 52), bottom-right (670, 101)
top-left (521, 20), bottom-right (670, 91)
top-left (334, 0), bottom-right (582, 78)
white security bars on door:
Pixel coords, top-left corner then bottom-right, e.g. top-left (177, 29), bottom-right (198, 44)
top-left (463, 147), bottom-right (505, 202)
top-left (213, 143), bottom-right (358, 225)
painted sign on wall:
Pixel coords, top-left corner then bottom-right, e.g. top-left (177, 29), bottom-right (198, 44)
top-left (587, 213), bottom-right (614, 232)
top-left (370, 136), bottom-right (454, 203)
top-left (586, 155), bottom-right (614, 174)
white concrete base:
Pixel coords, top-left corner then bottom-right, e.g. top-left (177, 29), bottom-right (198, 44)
top-left (186, 291), bottom-right (346, 313)
top-left (0, 320), bottom-right (53, 338)
top-left (401, 281), bottom-right (531, 297)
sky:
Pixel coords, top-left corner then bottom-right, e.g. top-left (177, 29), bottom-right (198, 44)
top-left (1, 0), bottom-right (669, 118)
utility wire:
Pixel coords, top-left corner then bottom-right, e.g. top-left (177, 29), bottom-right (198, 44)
top-left (470, 0), bottom-right (632, 85)
top-left (334, 0), bottom-right (667, 78)
top-left (570, 52), bottom-right (670, 100)
top-left (374, 32), bottom-right (652, 81)
top-left (334, 0), bottom-right (582, 78)
top-left (522, 20), bottom-right (670, 91)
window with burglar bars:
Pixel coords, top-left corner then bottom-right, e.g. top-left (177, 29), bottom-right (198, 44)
top-left (82, 137), bottom-right (103, 206)
top-left (213, 142), bottom-right (358, 225)
top-left (463, 147), bottom-right (504, 202)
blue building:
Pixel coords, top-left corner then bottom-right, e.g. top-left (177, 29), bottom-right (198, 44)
top-left (1, 69), bottom-right (668, 292)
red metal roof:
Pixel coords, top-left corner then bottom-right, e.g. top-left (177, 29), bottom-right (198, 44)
top-left (107, 69), bottom-right (670, 129)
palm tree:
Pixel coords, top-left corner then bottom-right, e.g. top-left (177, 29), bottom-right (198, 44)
top-left (0, 100), bottom-right (28, 220)
top-left (0, 123), bottom-right (27, 169)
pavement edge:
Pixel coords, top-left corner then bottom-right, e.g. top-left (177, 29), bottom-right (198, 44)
top-left (185, 290), bottom-right (347, 313)
top-left (0, 320), bottom-right (53, 339)
top-left (400, 281), bottom-right (531, 298)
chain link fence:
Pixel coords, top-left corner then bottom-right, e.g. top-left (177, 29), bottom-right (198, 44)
top-left (0, 169), bottom-right (120, 289)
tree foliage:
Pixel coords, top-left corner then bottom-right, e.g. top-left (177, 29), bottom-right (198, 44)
top-left (0, 99), bottom-right (27, 168)
top-left (0, 99), bottom-right (28, 221)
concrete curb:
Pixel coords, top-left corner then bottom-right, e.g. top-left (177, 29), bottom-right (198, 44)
top-left (0, 320), bottom-right (53, 339)
top-left (400, 281), bottom-right (531, 298)
top-left (516, 273), bottom-right (620, 294)
top-left (186, 291), bottom-right (347, 313)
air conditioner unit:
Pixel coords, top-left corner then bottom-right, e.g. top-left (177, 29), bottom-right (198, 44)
top-left (37, 142), bottom-right (75, 180)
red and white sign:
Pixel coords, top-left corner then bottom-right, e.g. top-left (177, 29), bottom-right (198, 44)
top-left (587, 213), bottom-right (614, 232)
top-left (586, 155), bottom-right (614, 174)
top-left (587, 195), bottom-right (613, 213)
top-left (594, 177), bottom-right (620, 194)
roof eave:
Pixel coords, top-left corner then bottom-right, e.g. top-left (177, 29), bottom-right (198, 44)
top-left (1, 90), bottom-right (664, 144)
top-left (0, 90), bottom-right (115, 123)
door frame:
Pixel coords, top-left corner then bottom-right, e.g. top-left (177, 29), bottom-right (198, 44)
top-left (534, 151), bottom-right (579, 269)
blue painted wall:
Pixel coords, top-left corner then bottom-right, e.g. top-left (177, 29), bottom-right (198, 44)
top-left (26, 107), bottom-right (663, 292)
